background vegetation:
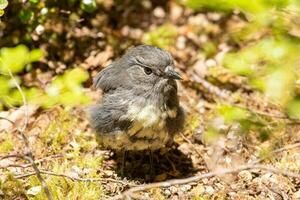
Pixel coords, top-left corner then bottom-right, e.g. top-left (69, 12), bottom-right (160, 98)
top-left (1, 0), bottom-right (300, 199)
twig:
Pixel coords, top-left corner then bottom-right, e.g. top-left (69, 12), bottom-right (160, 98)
top-left (0, 116), bottom-right (15, 125)
top-left (250, 142), bottom-right (300, 164)
top-left (110, 164), bottom-right (300, 200)
top-left (22, 154), bottom-right (63, 168)
top-left (0, 154), bottom-right (25, 160)
top-left (0, 164), bottom-right (27, 169)
top-left (191, 74), bottom-right (232, 100)
top-left (14, 170), bottom-right (132, 186)
top-left (7, 70), bottom-right (54, 200)
top-left (0, 154), bottom-right (64, 168)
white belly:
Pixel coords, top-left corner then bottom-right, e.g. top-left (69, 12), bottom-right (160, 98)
top-left (98, 104), bottom-right (172, 150)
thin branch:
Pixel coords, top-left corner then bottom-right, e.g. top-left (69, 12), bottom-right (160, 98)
top-left (110, 164), bottom-right (300, 200)
top-left (191, 74), bottom-right (232, 100)
top-left (14, 170), bottom-right (133, 186)
top-left (7, 70), bottom-right (54, 200)
top-left (0, 154), bottom-right (64, 169)
top-left (22, 154), bottom-right (63, 168)
top-left (0, 154), bottom-right (25, 160)
top-left (0, 164), bottom-right (27, 169)
top-left (0, 116), bottom-right (15, 125)
top-left (250, 142), bottom-right (300, 164)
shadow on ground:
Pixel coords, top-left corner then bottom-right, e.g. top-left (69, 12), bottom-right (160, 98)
top-left (112, 143), bottom-right (196, 182)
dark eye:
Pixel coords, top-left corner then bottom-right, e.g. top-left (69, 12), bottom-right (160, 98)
top-left (143, 67), bottom-right (152, 75)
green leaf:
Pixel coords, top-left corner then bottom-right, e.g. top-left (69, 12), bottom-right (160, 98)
top-left (0, 45), bottom-right (29, 73)
top-left (264, 67), bottom-right (294, 105)
top-left (29, 0), bottom-right (39, 4)
top-left (0, 45), bottom-right (43, 74)
top-left (80, 0), bottom-right (97, 13)
top-left (18, 10), bottom-right (34, 23)
top-left (42, 68), bottom-right (91, 108)
top-left (218, 105), bottom-right (248, 123)
top-left (0, 0), bottom-right (8, 10)
top-left (29, 49), bottom-right (43, 62)
top-left (286, 97), bottom-right (300, 119)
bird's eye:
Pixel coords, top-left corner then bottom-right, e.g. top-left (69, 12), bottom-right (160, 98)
top-left (143, 67), bottom-right (152, 75)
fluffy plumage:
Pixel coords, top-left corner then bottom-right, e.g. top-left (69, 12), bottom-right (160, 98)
top-left (88, 45), bottom-right (184, 151)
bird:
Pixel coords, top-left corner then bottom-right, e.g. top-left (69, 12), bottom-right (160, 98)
top-left (88, 45), bottom-right (184, 175)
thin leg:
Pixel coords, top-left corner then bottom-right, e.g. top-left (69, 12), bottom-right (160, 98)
top-left (121, 150), bottom-right (128, 177)
top-left (149, 150), bottom-right (154, 178)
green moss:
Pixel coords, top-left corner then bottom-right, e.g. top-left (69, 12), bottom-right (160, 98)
top-left (0, 134), bottom-right (14, 153)
top-left (0, 173), bottom-right (26, 199)
top-left (26, 175), bottom-right (103, 200)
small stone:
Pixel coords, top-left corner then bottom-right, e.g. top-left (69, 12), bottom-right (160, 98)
top-left (177, 190), bottom-right (184, 196)
top-left (238, 170), bottom-right (252, 182)
top-left (191, 185), bottom-right (205, 196)
top-left (205, 59), bottom-right (217, 67)
top-left (40, 8), bottom-right (48, 15)
top-left (153, 7), bottom-right (165, 18)
top-left (207, 12), bottom-right (221, 21)
top-left (164, 189), bottom-right (171, 196)
top-left (180, 184), bottom-right (192, 192)
top-left (205, 186), bottom-right (214, 195)
top-left (202, 178), bottom-right (209, 184)
top-left (27, 186), bottom-right (41, 196)
top-left (293, 190), bottom-right (300, 199)
top-left (170, 186), bottom-right (178, 194)
top-left (35, 25), bottom-right (45, 35)
top-left (224, 157), bottom-right (232, 164)
top-left (228, 192), bottom-right (237, 197)
top-left (176, 36), bottom-right (186, 50)
top-left (261, 173), bottom-right (277, 184)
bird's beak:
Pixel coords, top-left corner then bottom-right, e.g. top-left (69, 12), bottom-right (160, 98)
top-left (164, 66), bottom-right (182, 80)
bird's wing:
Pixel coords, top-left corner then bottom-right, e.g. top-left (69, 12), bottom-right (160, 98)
top-left (93, 63), bottom-right (130, 93)
top-left (87, 103), bottom-right (132, 134)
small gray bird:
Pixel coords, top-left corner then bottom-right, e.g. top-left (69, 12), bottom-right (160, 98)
top-left (88, 45), bottom-right (184, 172)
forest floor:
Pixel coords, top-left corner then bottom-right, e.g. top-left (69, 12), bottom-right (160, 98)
top-left (1, 1), bottom-right (300, 199)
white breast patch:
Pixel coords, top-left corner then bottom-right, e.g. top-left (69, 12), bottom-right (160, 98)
top-left (99, 103), bottom-right (175, 150)
top-left (127, 104), bottom-right (167, 128)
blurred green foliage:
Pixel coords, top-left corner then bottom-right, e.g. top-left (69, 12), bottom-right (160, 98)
top-left (185, 0), bottom-right (291, 13)
top-left (0, 0), bottom-right (8, 16)
top-left (223, 38), bottom-right (298, 106)
top-left (0, 45), bottom-right (90, 110)
top-left (0, 45), bottom-right (43, 74)
top-left (80, 0), bottom-right (97, 13)
top-left (143, 24), bottom-right (178, 49)
top-left (184, 0), bottom-right (300, 140)
top-left (40, 68), bottom-right (90, 108)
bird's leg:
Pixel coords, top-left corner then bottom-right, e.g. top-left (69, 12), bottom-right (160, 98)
top-left (149, 150), bottom-right (155, 178)
top-left (121, 150), bottom-right (128, 177)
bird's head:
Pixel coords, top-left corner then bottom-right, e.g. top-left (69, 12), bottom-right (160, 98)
top-left (121, 45), bottom-right (181, 90)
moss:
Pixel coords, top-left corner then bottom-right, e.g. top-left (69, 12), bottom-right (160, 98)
top-left (0, 173), bottom-right (26, 199)
top-left (26, 175), bottom-right (103, 200)
top-left (0, 134), bottom-right (14, 153)
top-left (14, 109), bottom-right (105, 199)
